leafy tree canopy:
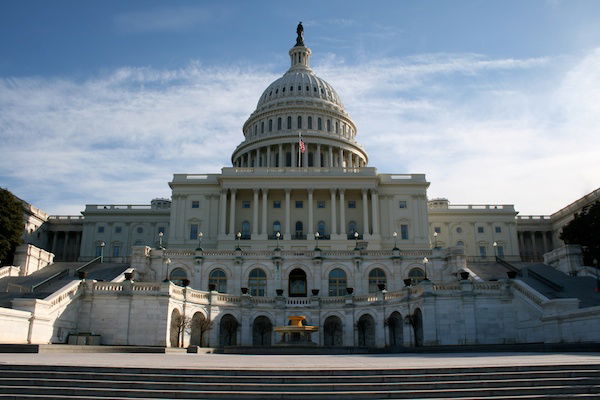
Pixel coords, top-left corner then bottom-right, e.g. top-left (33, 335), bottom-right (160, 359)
top-left (0, 188), bottom-right (24, 266)
top-left (560, 201), bottom-right (600, 267)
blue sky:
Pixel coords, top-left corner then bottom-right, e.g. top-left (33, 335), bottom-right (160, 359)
top-left (1, 0), bottom-right (599, 215)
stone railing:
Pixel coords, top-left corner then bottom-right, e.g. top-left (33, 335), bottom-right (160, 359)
top-left (511, 279), bottom-right (549, 307)
top-left (44, 280), bottom-right (82, 312)
top-left (159, 248), bottom-right (433, 259)
top-left (0, 266), bottom-right (20, 279)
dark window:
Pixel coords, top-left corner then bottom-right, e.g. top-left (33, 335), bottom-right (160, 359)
top-left (297, 116), bottom-right (302, 129)
top-left (158, 227), bottom-right (165, 234)
top-left (401, 224), bottom-right (409, 240)
top-left (308, 116), bottom-right (313, 129)
top-left (317, 118), bottom-right (322, 130)
top-left (273, 200), bottom-right (281, 208)
top-left (495, 226), bottom-right (502, 233)
top-left (348, 200), bottom-right (356, 209)
top-left (209, 269), bottom-right (227, 293)
top-left (273, 221), bottom-right (281, 235)
top-left (287, 116), bottom-right (292, 129)
top-left (295, 200), bottom-right (303, 208)
top-left (327, 119), bottom-right (331, 132)
top-left (261, 121), bottom-right (264, 133)
top-left (191, 200), bottom-right (200, 208)
top-left (317, 220), bottom-right (326, 236)
top-left (269, 119), bottom-right (273, 131)
top-left (478, 226), bottom-right (484, 233)
top-left (368, 268), bottom-right (387, 293)
top-left (277, 117), bottom-right (282, 130)
top-left (97, 226), bottom-right (104, 233)
top-left (242, 201), bottom-right (251, 208)
top-left (434, 226), bottom-right (441, 234)
top-left (137, 227), bottom-right (143, 234)
top-left (115, 226), bottom-right (122, 233)
top-left (317, 201), bottom-right (326, 208)
top-left (399, 201), bottom-right (407, 208)
top-left (249, 268), bottom-right (267, 296)
top-left (190, 224), bottom-right (198, 240)
top-left (328, 268), bottom-right (347, 296)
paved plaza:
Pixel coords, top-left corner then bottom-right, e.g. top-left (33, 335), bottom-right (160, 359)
top-left (1, 352), bottom-right (599, 370)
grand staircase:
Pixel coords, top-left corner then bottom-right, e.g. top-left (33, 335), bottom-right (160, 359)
top-left (0, 363), bottom-right (599, 399)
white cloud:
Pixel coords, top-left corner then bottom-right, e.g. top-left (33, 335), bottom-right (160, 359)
top-left (0, 50), bottom-right (598, 216)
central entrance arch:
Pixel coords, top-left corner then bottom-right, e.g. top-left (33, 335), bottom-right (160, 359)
top-left (288, 268), bottom-right (307, 297)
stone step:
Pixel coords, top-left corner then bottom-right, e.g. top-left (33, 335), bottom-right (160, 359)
top-left (1, 376), bottom-right (599, 392)
top-left (1, 384), bottom-right (599, 399)
top-left (1, 363), bottom-right (599, 375)
top-left (2, 368), bottom-right (598, 383)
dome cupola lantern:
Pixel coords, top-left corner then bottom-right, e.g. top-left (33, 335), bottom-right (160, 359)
top-left (290, 22), bottom-right (311, 70)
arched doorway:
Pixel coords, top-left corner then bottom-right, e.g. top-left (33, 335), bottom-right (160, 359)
top-left (252, 316), bottom-right (273, 346)
top-left (189, 312), bottom-right (210, 347)
top-left (219, 314), bottom-right (239, 347)
top-left (288, 268), bottom-right (307, 297)
top-left (323, 316), bottom-right (343, 346)
top-left (357, 314), bottom-right (375, 347)
top-left (413, 308), bottom-right (423, 347)
top-left (387, 311), bottom-right (403, 347)
top-left (169, 309), bottom-right (182, 348)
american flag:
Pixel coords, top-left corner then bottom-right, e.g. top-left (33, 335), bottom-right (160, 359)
top-left (299, 138), bottom-right (306, 153)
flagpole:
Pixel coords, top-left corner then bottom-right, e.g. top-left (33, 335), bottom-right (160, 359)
top-left (298, 132), bottom-right (301, 167)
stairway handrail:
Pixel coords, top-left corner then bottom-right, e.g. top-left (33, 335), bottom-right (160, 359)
top-left (31, 268), bottom-right (69, 292)
top-left (497, 256), bottom-right (563, 292)
top-left (75, 256), bottom-right (102, 273)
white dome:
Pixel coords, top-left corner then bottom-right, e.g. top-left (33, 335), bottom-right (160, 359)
top-left (256, 69), bottom-right (344, 110)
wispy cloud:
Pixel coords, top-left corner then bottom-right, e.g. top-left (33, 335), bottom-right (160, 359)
top-left (113, 5), bottom-right (216, 34)
top-left (0, 50), bottom-right (598, 215)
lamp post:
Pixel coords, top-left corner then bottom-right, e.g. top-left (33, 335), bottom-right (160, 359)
top-left (197, 232), bottom-right (203, 249)
top-left (392, 231), bottom-right (398, 249)
top-left (433, 232), bottom-right (438, 248)
top-left (158, 231), bottom-right (164, 249)
top-left (236, 231), bottom-right (241, 249)
top-left (276, 231), bottom-right (281, 249)
top-left (493, 241), bottom-right (498, 258)
top-left (163, 257), bottom-right (171, 282)
top-left (99, 241), bottom-right (105, 263)
top-left (422, 257), bottom-right (429, 281)
top-left (314, 231), bottom-right (320, 248)
top-left (354, 231), bottom-right (359, 248)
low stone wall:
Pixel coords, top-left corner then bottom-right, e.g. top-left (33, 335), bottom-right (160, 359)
top-left (12, 244), bottom-right (54, 276)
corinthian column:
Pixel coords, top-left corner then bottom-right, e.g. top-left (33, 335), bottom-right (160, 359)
top-left (229, 189), bottom-right (237, 237)
top-left (252, 189), bottom-right (259, 237)
top-left (307, 189), bottom-right (314, 237)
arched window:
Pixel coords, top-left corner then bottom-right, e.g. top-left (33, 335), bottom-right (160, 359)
top-left (408, 268), bottom-right (425, 285)
top-left (248, 268), bottom-right (267, 296)
top-left (268, 119), bottom-right (273, 131)
top-left (357, 314), bottom-right (375, 347)
top-left (252, 316), bottom-right (272, 346)
top-left (272, 220), bottom-right (281, 237)
top-left (327, 119), bottom-right (331, 132)
top-left (289, 268), bottom-right (307, 297)
top-left (328, 268), bottom-right (347, 296)
top-left (335, 121), bottom-right (339, 133)
top-left (297, 116), bottom-right (302, 129)
top-left (277, 117), bottom-right (282, 130)
top-left (368, 268), bottom-right (387, 293)
top-left (287, 116), bottom-right (292, 129)
top-left (308, 116), bottom-right (313, 129)
top-left (387, 311), bottom-right (403, 347)
top-left (323, 315), bottom-right (343, 346)
top-left (254, 125), bottom-right (257, 135)
top-left (209, 269), bottom-right (227, 293)
top-left (295, 221), bottom-right (303, 239)
top-left (457, 240), bottom-right (464, 246)
top-left (219, 314), bottom-right (238, 346)
top-left (261, 121), bottom-right (264, 133)
top-left (317, 117), bottom-right (322, 130)
top-left (170, 268), bottom-right (188, 287)
top-left (241, 221), bottom-right (250, 239)
top-left (317, 221), bottom-right (326, 236)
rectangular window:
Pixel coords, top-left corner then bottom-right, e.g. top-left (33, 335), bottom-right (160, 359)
top-left (477, 226), bottom-right (484, 233)
top-left (273, 200), bottom-right (281, 208)
top-left (434, 226), bottom-right (441, 234)
top-left (401, 224), bottom-right (409, 240)
top-left (348, 200), bottom-right (356, 208)
top-left (399, 201), bottom-right (407, 209)
top-left (479, 246), bottom-right (486, 257)
top-left (317, 200), bottom-right (326, 208)
top-left (497, 246), bottom-right (504, 257)
top-left (242, 201), bottom-right (251, 209)
top-left (158, 226), bottom-right (165, 234)
top-left (190, 224), bottom-right (199, 240)
top-left (295, 200), bottom-right (303, 208)
top-left (97, 226), bottom-right (104, 233)
top-left (112, 246), bottom-right (120, 257)
top-left (191, 200), bottom-right (200, 208)
top-left (495, 226), bottom-right (502, 233)
top-left (115, 226), bottom-right (122, 234)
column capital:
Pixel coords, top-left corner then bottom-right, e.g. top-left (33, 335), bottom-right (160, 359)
top-left (262, 188), bottom-right (269, 195)
top-left (285, 188), bottom-right (291, 194)
top-left (338, 188), bottom-right (345, 195)
top-left (362, 189), bottom-right (369, 195)
top-left (330, 188), bottom-right (337, 195)
top-left (307, 188), bottom-right (314, 194)
top-left (229, 188), bottom-right (237, 194)
top-left (253, 188), bottom-right (259, 194)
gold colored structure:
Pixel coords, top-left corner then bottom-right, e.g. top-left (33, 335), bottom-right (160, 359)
top-left (274, 316), bottom-right (319, 346)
